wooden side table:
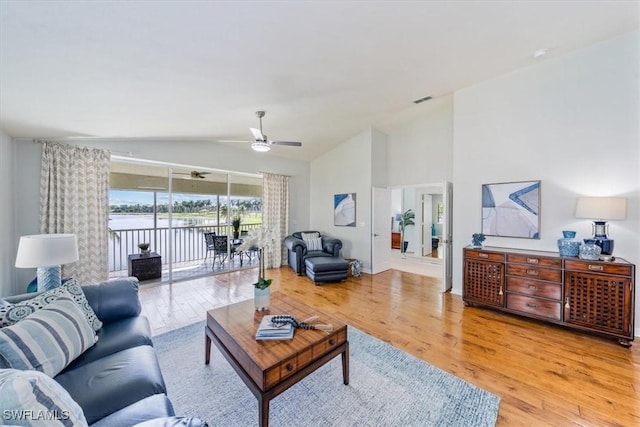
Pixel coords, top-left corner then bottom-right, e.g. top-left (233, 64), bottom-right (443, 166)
top-left (127, 252), bottom-right (162, 281)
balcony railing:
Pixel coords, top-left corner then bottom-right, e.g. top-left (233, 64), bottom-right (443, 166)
top-left (109, 223), bottom-right (262, 272)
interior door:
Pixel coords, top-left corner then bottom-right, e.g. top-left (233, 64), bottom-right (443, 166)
top-left (422, 194), bottom-right (433, 256)
top-left (441, 181), bottom-right (453, 292)
top-left (372, 187), bottom-right (392, 274)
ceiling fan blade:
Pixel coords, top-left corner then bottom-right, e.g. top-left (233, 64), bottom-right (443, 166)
top-left (270, 140), bottom-right (302, 147)
top-left (217, 139), bottom-right (249, 143)
top-left (250, 128), bottom-right (265, 141)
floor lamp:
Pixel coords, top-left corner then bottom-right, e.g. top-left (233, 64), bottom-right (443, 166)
top-left (15, 234), bottom-right (79, 292)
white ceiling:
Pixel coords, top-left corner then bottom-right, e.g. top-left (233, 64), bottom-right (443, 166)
top-left (1, 1), bottom-right (638, 161)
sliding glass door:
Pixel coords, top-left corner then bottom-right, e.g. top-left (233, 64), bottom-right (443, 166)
top-left (108, 159), bottom-right (262, 283)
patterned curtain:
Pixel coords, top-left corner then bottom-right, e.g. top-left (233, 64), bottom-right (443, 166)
top-left (262, 172), bottom-right (289, 269)
top-left (40, 142), bottom-right (111, 284)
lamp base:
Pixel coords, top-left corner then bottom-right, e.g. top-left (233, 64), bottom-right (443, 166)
top-left (36, 266), bottom-right (62, 292)
top-left (584, 238), bottom-right (614, 256)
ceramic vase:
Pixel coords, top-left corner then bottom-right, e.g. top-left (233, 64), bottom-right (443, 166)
top-left (579, 243), bottom-right (602, 260)
top-left (557, 230), bottom-right (580, 257)
top-left (254, 286), bottom-right (270, 311)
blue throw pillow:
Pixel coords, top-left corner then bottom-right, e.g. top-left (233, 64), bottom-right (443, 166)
top-left (0, 368), bottom-right (88, 426)
top-left (0, 294), bottom-right (97, 377)
top-left (304, 237), bottom-right (323, 251)
top-left (0, 279), bottom-right (102, 332)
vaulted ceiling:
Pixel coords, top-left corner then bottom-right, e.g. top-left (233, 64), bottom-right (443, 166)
top-left (1, 1), bottom-right (638, 161)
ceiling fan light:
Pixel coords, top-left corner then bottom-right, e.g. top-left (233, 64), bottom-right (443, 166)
top-left (251, 141), bottom-right (271, 152)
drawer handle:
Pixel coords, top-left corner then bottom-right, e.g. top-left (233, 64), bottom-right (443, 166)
top-left (329, 339), bottom-right (336, 346)
top-left (526, 258), bottom-right (539, 264)
top-left (588, 265), bottom-right (604, 271)
top-left (526, 302), bottom-right (537, 308)
top-left (526, 270), bottom-right (539, 276)
top-left (286, 364), bottom-right (294, 372)
top-left (527, 285), bottom-right (538, 291)
top-left (478, 253), bottom-right (488, 258)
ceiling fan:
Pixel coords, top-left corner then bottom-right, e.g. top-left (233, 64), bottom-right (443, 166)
top-left (223, 111), bottom-right (302, 152)
top-left (174, 171), bottom-right (210, 179)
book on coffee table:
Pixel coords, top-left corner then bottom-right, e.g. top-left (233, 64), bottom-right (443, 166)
top-left (255, 315), bottom-right (294, 341)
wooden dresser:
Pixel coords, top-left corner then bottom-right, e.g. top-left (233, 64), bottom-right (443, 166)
top-left (463, 246), bottom-right (636, 346)
top-left (391, 232), bottom-right (401, 249)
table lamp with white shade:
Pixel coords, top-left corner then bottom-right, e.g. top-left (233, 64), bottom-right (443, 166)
top-left (15, 234), bottom-right (79, 292)
top-left (575, 197), bottom-right (627, 256)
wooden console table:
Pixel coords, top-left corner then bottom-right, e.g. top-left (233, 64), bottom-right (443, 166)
top-left (463, 246), bottom-right (635, 346)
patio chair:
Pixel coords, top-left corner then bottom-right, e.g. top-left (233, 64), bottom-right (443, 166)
top-left (212, 235), bottom-right (236, 264)
top-left (203, 232), bottom-right (216, 263)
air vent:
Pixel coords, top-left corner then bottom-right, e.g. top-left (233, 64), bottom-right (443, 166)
top-left (413, 96), bottom-right (432, 104)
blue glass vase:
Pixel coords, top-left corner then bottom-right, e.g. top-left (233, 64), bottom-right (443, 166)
top-left (557, 230), bottom-right (580, 257)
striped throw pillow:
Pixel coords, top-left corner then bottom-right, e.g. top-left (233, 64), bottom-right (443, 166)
top-left (300, 232), bottom-right (320, 240)
top-left (0, 368), bottom-right (88, 426)
top-left (304, 237), bottom-right (323, 251)
top-left (0, 294), bottom-right (98, 377)
top-left (0, 279), bottom-right (102, 332)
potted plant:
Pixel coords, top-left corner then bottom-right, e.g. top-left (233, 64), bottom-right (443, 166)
top-left (236, 227), bottom-right (275, 311)
top-left (399, 209), bottom-right (415, 254)
top-left (231, 215), bottom-right (241, 239)
top-left (138, 242), bottom-right (150, 256)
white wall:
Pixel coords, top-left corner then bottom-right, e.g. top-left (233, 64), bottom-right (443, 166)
top-left (386, 95), bottom-right (454, 187)
top-left (10, 139), bottom-right (311, 291)
top-left (452, 31), bottom-right (639, 314)
top-left (0, 129), bottom-right (16, 296)
top-left (310, 129), bottom-right (380, 271)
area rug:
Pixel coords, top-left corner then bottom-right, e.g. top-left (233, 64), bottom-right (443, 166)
top-left (153, 322), bottom-right (500, 426)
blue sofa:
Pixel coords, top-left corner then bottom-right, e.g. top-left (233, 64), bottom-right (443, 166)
top-left (284, 231), bottom-right (343, 275)
top-left (1, 277), bottom-right (205, 427)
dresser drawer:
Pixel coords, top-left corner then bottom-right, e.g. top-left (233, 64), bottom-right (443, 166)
top-left (507, 277), bottom-right (561, 301)
top-left (506, 264), bottom-right (562, 283)
top-left (564, 260), bottom-right (633, 276)
top-left (507, 254), bottom-right (561, 268)
top-left (464, 249), bottom-right (505, 262)
top-left (506, 294), bottom-right (561, 321)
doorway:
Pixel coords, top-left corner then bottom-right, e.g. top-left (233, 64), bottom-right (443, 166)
top-left (387, 183), bottom-right (450, 284)
top-left (391, 185), bottom-right (443, 261)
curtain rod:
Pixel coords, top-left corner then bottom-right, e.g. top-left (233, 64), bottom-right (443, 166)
top-left (259, 171), bottom-right (292, 177)
top-left (31, 138), bottom-right (133, 157)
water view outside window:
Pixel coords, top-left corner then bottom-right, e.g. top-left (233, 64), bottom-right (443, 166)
top-left (108, 190), bottom-right (262, 272)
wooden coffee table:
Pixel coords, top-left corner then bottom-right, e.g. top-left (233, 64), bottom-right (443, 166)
top-left (205, 292), bottom-right (349, 427)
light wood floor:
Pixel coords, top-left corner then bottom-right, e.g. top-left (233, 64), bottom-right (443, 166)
top-left (139, 267), bottom-right (640, 426)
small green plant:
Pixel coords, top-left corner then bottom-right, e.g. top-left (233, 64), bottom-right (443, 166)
top-left (254, 276), bottom-right (272, 290)
top-left (399, 209), bottom-right (415, 253)
top-left (231, 215), bottom-right (241, 233)
top-left (138, 242), bottom-right (150, 251)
